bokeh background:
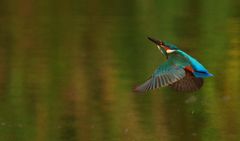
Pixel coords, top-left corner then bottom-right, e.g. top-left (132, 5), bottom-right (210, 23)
top-left (0, 0), bottom-right (240, 141)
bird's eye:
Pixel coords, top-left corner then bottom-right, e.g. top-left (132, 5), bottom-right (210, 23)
top-left (160, 41), bottom-right (164, 46)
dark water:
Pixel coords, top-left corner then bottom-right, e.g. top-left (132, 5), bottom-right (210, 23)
top-left (0, 0), bottom-right (240, 141)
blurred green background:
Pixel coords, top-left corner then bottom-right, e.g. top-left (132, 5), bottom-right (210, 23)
top-left (0, 0), bottom-right (240, 141)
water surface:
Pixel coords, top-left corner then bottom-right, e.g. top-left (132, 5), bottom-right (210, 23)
top-left (0, 0), bottom-right (240, 141)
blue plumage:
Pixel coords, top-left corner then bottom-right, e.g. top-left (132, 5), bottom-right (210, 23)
top-left (134, 37), bottom-right (213, 92)
top-left (176, 50), bottom-right (213, 78)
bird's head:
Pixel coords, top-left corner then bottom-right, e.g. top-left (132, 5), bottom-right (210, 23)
top-left (147, 37), bottom-right (179, 57)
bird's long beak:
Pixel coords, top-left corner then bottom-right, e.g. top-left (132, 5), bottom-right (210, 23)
top-left (147, 37), bottom-right (170, 57)
top-left (147, 37), bottom-right (166, 51)
top-left (147, 37), bottom-right (162, 45)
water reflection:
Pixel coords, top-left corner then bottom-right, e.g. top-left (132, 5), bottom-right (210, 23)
top-left (0, 0), bottom-right (240, 141)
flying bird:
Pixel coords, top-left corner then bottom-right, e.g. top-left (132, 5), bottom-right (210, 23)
top-left (134, 37), bottom-right (213, 92)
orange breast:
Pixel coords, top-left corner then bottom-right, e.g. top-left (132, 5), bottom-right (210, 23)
top-left (184, 66), bottom-right (194, 73)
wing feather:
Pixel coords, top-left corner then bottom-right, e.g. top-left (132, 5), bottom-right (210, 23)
top-left (170, 71), bottom-right (204, 92)
top-left (134, 52), bottom-right (190, 92)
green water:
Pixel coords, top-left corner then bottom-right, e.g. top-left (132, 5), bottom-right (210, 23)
top-left (0, 0), bottom-right (240, 141)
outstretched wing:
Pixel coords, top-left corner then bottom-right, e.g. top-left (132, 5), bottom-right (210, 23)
top-left (169, 70), bottom-right (204, 92)
top-left (134, 53), bottom-right (190, 92)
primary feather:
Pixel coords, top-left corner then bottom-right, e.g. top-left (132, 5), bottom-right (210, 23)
top-left (134, 52), bottom-right (189, 92)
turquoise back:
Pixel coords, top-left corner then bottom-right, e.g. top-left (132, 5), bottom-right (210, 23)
top-left (176, 50), bottom-right (213, 78)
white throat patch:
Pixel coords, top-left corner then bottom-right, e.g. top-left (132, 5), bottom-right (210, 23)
top-left (166, 49), bottom-right (175, 53)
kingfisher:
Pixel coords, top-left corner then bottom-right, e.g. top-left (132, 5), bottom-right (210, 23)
top-left (134, 37), bottom-right (213, 92)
